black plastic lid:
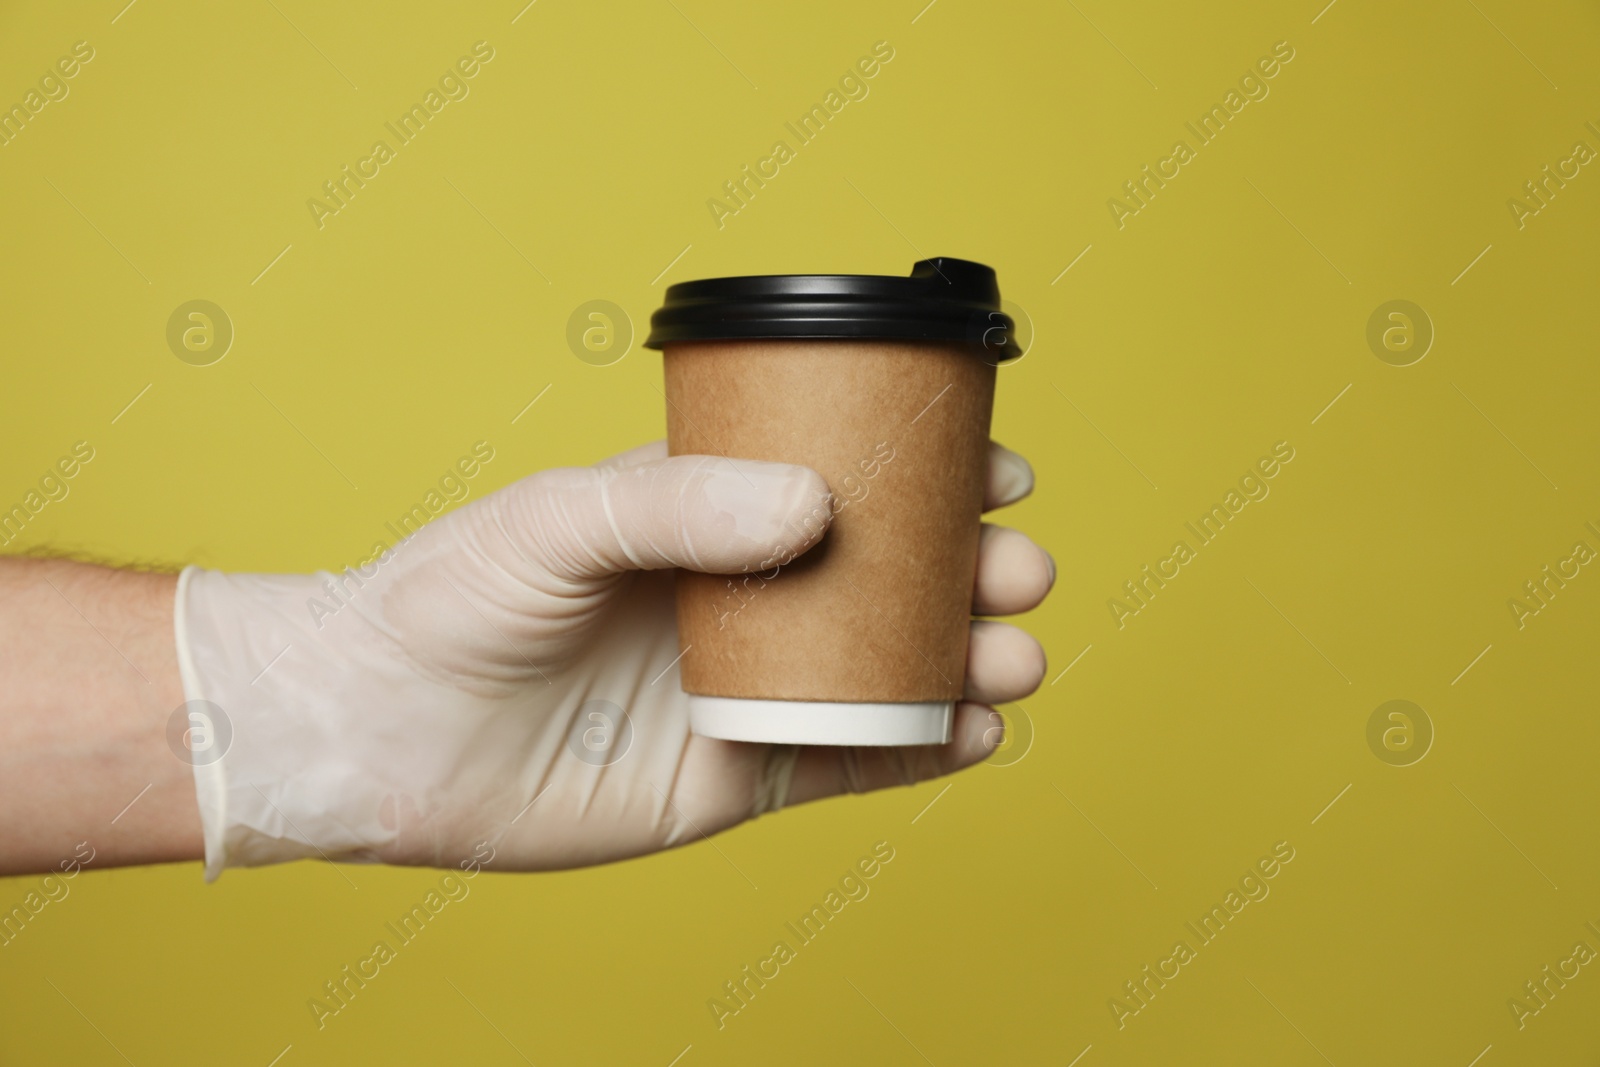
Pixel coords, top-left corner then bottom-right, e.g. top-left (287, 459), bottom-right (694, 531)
top-left (644, 256), bottom-right (1020, 358)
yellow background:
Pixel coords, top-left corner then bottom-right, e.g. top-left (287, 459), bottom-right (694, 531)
top-left (3, 0), bottom-right (1599, 1063)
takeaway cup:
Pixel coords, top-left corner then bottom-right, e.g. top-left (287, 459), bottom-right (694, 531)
top-left (644, 257), bottom-right (1020, 746)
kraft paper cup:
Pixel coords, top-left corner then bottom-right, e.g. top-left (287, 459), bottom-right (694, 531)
top-left (645, 258), bottom-right (1019, 746)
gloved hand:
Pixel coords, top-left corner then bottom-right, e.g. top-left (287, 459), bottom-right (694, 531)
top-left (175, 441), bottom-right (1052, 879)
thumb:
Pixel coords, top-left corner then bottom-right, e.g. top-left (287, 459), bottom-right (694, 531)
top-left (497, 454), bottom-right (834, 584)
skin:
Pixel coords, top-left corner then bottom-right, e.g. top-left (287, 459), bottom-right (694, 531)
top-left (0, 441), bottom-right (1051, 876)
top-left (0, 559), bottom-right (199, 872)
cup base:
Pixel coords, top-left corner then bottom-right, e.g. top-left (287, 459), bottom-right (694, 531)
top-left (688, 695), bottom-right (954, 747)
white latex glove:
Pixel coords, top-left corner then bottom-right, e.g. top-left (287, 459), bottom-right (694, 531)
top-left (175, 441), bottom-right (1051, 880)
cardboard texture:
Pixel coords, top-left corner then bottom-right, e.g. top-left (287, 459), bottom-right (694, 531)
top-left (665, 339), bottom-right (996, 703)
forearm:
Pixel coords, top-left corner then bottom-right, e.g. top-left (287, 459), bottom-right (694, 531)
top-left (0, 558), bottom-right (200, 874)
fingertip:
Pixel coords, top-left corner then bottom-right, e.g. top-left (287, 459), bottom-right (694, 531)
top-left (965, 621), bottom-right (1047, 705)
top-left (960, 700), bottom-right (1004, 759)
top-left (792, 466), bottom-right (834, 525)
top-left (679, 457), bottom-right (834, 573)
top-left (985, 441), bottom-right (1035, 510)
top-left (757, 462), bottom-right (835, 560)
top-left (974, 525), bottom-right (1056, 616)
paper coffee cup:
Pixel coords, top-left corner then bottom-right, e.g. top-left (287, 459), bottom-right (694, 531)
top-left (644, 258), bottom-right (1020, 746)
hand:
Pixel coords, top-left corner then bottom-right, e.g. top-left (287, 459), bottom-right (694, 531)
top-left (176, 441), bottom-right (1053, 878)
